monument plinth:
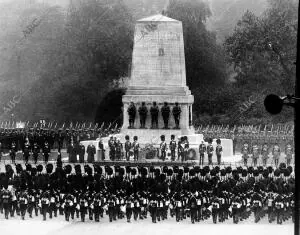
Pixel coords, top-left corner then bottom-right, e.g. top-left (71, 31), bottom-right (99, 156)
top-left (121, 14), bottom-right (198, 144)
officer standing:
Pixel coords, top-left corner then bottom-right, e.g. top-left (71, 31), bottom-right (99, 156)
top-left (216, 139), bottom-right (223, 165)
top-left (124, 135), bottom-right (131, 161)
top-left (98, 139), bottom-right (105, 161)
top-left (150, 102), bottom-right (159, 129)
top-left (108, 136), bottom-right (116, 161)
top-left (261, 143), bottom-right (269, 166)
top-left (115, 139), bottom-right (123, 161)
top-left (272, 143), bottom-right (281, 167)
top-left (172, 102), bottom-right (181, 129)
top-left (138, 102), bottom-right (148, 129)
top-left (161, 102), bottom-right (170, 129)
top-left (127, 102), bottom-right (137, 128)
top-left (87, 143), bottom-right (96, 163)
top-left (78, 142), bottom-right (85, 163)
top-left (160, 135), bottom-right (167, 161)
top-left (251, 142), bottom-right (259, 167)
top-left (43, 141), bottom-right (51, 164)
top-left (23, 140), bottom-right (31, 164)
top-left (133, 136), bottom-right (139, 161)
top-left (285, 143), bottom-right (293, 166)
top-left (241, 143), bottom-right (249, 166)
top-left (10, 141), bottom-right (17, 163)
top-left (207, 139), bottom-right (214, 165)
top-left (199, 141), bottom-right (206, 166)
top-left (169, 135), bottom-right (177, 161)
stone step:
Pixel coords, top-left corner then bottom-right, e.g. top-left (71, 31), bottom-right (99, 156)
top-left (126, 90), bottom-right (191, 95)
top-left (127, 86), bottom-right (190, 92)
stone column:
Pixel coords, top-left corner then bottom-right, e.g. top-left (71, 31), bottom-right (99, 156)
top-left (180, 104), bottom-right (189, 131)
top-left (123, 103), bottom-right (129, 129)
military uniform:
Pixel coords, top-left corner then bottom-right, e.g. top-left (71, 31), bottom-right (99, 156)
top-left (160, 136), bottom-right (167, 161)
top-left (169, 137), bottom-right (177, 161)
top-left (138, 103), bottom-right (148, 128)
top-left (285, 144), bottom-right (293, 166)
top-left (241, 143), bottom-right (249, 166)
top-left (124, 138), bottom-right (131, 161)
top-left (199, 142), bottom-right (206, 165)
top-left (216, 143), bottom-right (223, 165)
top-left (207, 143), bottom-right (213, 165)
top-left (161, 103), bottom-right (170, 129)
top-left (150, 102), bottom-right (159, 129)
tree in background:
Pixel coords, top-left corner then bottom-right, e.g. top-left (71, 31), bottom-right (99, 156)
top-left (166, 0), bottom-right (228, 122)
top-left (0, 0), bottom-right (134, 122)
top-left (224, 0), bottom-right (297, 124)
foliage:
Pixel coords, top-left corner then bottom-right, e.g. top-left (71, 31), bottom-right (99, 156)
top-left (141, 143), bottom-right (158, 159)
top-left (223, 0), bottom-right (297, 124)
top-left (166, 0), bottom-right (227, 89)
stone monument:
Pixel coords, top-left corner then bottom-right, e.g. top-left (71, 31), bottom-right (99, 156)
top-left (81, 14), bottom-right (233, 161)
top-left (121, 14), bottom-right (202, 145)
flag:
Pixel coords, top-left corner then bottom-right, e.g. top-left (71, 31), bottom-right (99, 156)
top-left (94, 123), bottom-right (98, 129)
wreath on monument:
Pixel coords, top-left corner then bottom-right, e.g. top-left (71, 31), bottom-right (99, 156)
top-left (141, 143), bottom-right (158, 159)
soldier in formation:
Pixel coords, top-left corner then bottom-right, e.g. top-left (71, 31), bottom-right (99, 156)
top-left (0, 163), bottom-right (295, 225)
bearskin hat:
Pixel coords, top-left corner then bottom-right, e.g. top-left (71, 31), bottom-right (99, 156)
top-left (160, 135), bottom-right (165, 141)
top-left (284, 168), bottom-right (290, 177)
top-left (119, 167), bottom-right (125, 176)
top-left (242, 169), bottom-right (248, 177)
top-left (189, 169), bottom-right (195, 177)
top-left (274, 169), bottom-right (281, 177)
top-left (268, 166), bottom-right (273, 174)
top-left (93, 165), bottom-right (102, 174)
top-left (64, 165), bottom-right (72, 175)
top-left (31, 167), bottom-right (37, 176)
top-left (247, 166), bottom-right (254, 174)
top-left (160, 173), bottom-right (166, 181)
top-left (203, 166), bottom-right (210, 174)
top-left (107, 167), bottom-right (113, 176)
top-left (16, 164), bottom-right (23, 174)
top-left (26, 164), bottom-right (32, 172)
top-left (253, 169), bottom-right (259, 177)
top-left (194, 166), bottom-right (200, 174)
top-left (163, 166), bottom-right (168, 174)
top-left (37, 164), bottom-right (43, 173)
top-left (263, 170), bottom-right (269, 178)
top-left (167, 169), bottom-right (173, 176)
top-left (75, 165), bottom-right (81, 174)
top-left (46, 164), bottom-right (53, 174)
top-left (214, 166), bottom-right (220, 174)
top-left (173, 166), bottom-right (179, 174)
top-left (279, 163), bottom-right (286, 169)
top-left (226, 166), bottom-right (232, 174)
top-left (131, 168), bottom-right (137, 176)
top-left (184, 166), bottom-right (189, 174)
top-left (126, 166), bottom-right (131, 174)
top-left (141, 167), bottom-right (147, 176)
top-left (220, 169), bottom-right (226, 176)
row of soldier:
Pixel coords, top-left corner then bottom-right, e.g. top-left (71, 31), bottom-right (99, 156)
top-left (127, 102), bottom-right (182, 129)
top-left (240, 142), bottom-right (293, 167)
top-left (0, 163), bottom-right (294, 224)
top-left (0, 127), bottom-right (103, 152)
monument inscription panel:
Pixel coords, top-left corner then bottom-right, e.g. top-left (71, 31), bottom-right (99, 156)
top-left (131, 20), bottom-right (186, 87)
